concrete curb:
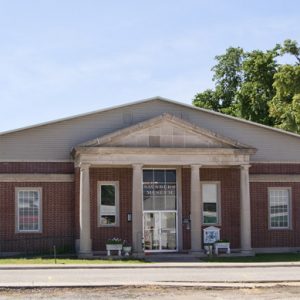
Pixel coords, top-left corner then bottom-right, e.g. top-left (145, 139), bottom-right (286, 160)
top-left (1, 281), bottom-right (300, 289)
top-left (1, 261), bottom-right (300, 270)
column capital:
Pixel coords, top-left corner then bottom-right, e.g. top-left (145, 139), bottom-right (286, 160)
top-left (79, 163), bottom-right (91, 170)
top-left (240, 164), bottom-right (251, 171)
top-left (132, 163), bottom-right (143, 170)
top-left (190, 164), bottom-right (202, 170)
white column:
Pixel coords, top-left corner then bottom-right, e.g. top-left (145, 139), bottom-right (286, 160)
top-left (79, 163), bottom-right (92, 256)
top-left (240, 164), bottom-right (253, 254)
top-left (132, 164), bottom-right (143, 254)
top-left (190, 164), bottom-right (202, 252)
top-left (177, 167), bottom-right (183, 252)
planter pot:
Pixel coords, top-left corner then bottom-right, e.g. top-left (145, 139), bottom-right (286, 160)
top-left (106, 244), bottom-right (123, 256)
top-left (123, 246), bottom-right (132, 256)
top-left (204, 245), bottom-right (213, 255)
top-left (215, 242), bottom-right (230, 248)
top-left (214, 242), bottom-right (230, 255)
top-left (106, 244), bottom-right (123, 251)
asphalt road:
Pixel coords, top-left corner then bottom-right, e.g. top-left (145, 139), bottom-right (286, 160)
top-left (1, 265), bottom-right (300, 287)
top-left (2, 286), bottom-right (300, 300)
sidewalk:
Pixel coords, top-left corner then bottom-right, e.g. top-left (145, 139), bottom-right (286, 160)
top-left (1, 261), bottom-right (300, 270)
top-left (1, 262), bottom-right (300, 288)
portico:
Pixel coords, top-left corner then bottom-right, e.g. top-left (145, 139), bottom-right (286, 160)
top-left (72, 113), bottom-right (256, 256)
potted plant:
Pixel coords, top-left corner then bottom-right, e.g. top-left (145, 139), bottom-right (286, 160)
top-left (203, 243), bottom-right (214, 256)
top-left (106, 237), bottom-right (123, 256)
top-left (122, 240), bottom-right (132, 256)
top-left (214, 239), bottom-right (230, 255)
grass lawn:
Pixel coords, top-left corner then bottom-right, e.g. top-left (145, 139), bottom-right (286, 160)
top-left (0, 257), bottom-right (146, 264)
top-left (201, 253), bottom-right (300, 263)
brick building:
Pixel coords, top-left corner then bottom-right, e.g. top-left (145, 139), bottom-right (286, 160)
top-left (1, 97), bottom-right (300, 256)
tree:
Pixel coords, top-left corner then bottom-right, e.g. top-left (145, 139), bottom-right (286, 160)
top-left (236, 47), bottom-right (279, 126)
top-left (269, 64), bottom-right (300, 132)
top-left (281, 39), bottom-right (300, 65)
top-left (192, 40), bottom-right (300, 133)
top-left (193, 47), bottom-right (244, 114)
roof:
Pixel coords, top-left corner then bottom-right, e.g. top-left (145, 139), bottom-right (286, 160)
top-left (77, 112), bottom-right (255, 150)
top-left (1, 96), bottom-right (300, 140)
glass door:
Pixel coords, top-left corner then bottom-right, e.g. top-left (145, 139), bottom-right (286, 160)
top-left (143, 169), bottom-right (177, 252)
top-left (144, 212), bottom-right (160, 250)
top-left (144, 212), bottom-right (177, 251)
top-left (161, 212), bottom-right (177, 250)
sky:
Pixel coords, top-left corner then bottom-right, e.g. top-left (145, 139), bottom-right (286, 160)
top-left (0, 0), bottom-right (300, 132)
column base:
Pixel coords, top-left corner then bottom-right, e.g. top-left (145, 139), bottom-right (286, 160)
top-left (240, 249), bottom-right (255, 256)
top-left (77, 238), bottom-right (92, 257)
top-left (78, 251), bottom-right (93, 258)
top-left (132, 251), bottom-right (145, 258)
top-left (189, 249), bottom-right (204, 256)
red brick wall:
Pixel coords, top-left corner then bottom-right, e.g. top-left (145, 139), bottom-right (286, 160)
top-left (201, 168), bottom-right (241, 249)
top-left (182, 167), bottom-right (241, 250)
top-left (250, 182), bottom-right (300, 248)
top-left (250, 163), bottom-right (300, 174)
top-left (0, 162), bottom-right (74, 174)
top-left (0, 181), bottom-right (75, 252)
top-left (89, 168), bottom-right (132, 251)
top-left (2, 162), bottom-right (300, 253)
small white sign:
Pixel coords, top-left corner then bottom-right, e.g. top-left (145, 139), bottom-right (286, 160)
top-left (203, 226), bottom-right (220, 244)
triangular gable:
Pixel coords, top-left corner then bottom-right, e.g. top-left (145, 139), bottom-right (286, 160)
top-left (79, 113), bottom-right (253, 149)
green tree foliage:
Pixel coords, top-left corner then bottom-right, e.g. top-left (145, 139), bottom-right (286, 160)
top-left (269, 64), bottom-right (300, 132)
top-left (193, 47), bottom-right (244, 114)
top-left (193, 40), bottom-right (300, 133)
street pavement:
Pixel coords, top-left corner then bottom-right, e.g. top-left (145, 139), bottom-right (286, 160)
top-left (1, 263), bottom-right (300, 288)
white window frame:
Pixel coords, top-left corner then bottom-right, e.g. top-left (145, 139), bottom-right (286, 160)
top-left (15, 187), bottom-right (42, 233)
top-left (268, 187), bottom-right (292, 230)
top-left (201, 181), bottom-right (221, 226)
top-left (98, 181), bottom-right (119, 227)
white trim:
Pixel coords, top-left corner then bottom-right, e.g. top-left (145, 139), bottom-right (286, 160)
top-left (76, 146), bottom-right (254, 155)
top-left (0, 174), bottom-right (74, 182)
top-left (1, 96), bottom-right (300, 140)
top-left (201, 181), bottom-right (221, 226)
top-left (0, 159), bottom-right (73, 162)
top-left (250, 161), bottom-right (300, 164)
top-left (15, 187), bottom-right (42, 233)
top-left (97, 181), bottom-right (120, 227)
top-left (250, 175), bottom-right (300, 182)
top-left (268, 187), bottom-right (292, 230)
top-left (75, 147), bottom-right (252, 168)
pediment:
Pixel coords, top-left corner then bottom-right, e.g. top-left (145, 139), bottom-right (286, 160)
top-left (79, 113), bottom-right (252, 149)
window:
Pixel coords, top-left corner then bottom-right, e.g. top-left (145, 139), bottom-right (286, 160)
top-left (143, 169), bottom-right (176, 211)
top-left (98, 181), bottom-right (119, 226)
top-left (16, 188), bottom-right (42, 232)
top-left (269, 188), bottom-right (291, 229)
top-left (202, 182), bottom-right (220, 225)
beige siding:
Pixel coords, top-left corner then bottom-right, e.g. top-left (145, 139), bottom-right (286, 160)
top-left (0, 98), bottom-right (300, 161)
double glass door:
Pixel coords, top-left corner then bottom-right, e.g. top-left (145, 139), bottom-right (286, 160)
top-left (144, 211), bottom-right (177, 251)
top-left (143, 169), bottom-right (177, 252)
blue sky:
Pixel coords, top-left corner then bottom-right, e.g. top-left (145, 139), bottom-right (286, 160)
top-left (0, 0), bottom-right (299, 132)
